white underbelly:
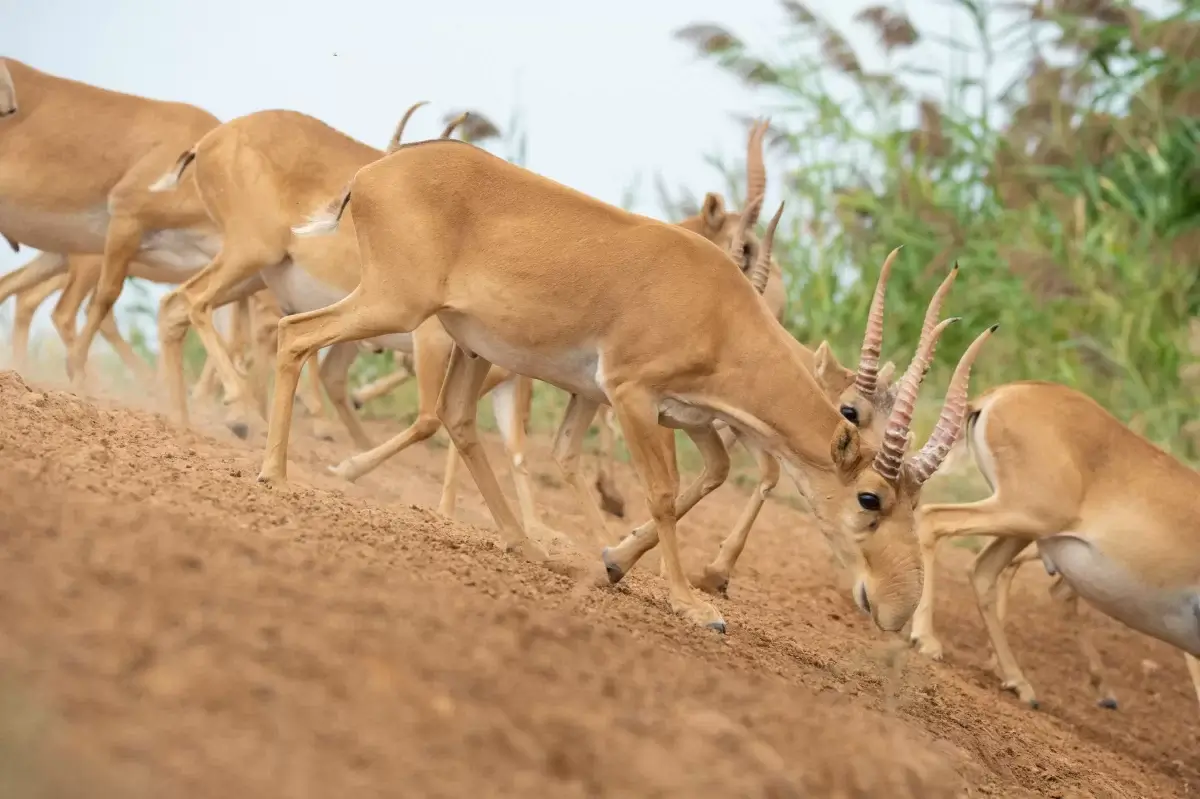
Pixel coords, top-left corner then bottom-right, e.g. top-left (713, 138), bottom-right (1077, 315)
top-left (1039, 535), bottom-right (1200, 655)
top-left (437, 310), bottom-right (607, 403)
top-left (137, 229), bottom-right (221, 274)
top-left (261, 260), bottom-right (412, 354)
top-left (0, 201), bottom-right (110, 253)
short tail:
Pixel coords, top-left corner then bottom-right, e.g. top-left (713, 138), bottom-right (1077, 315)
top-left (293, 186), bottom-right (352, 237)
top-left (149, 149), bottom-right (196, 192)
top-left (937, 406), bottom-right (981, 476)
top-left (3, 234), bottom-right (17, 253)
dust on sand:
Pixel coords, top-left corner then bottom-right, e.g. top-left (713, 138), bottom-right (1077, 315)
top-left (0, 370), bottom-right (1194, 798)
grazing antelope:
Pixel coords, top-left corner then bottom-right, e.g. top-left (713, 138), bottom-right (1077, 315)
top-left (909, 381), bottom-right (1200, 711)
top-left (149, 103), bottom-right (480, 450)
top-left (0, 57), bottom-right (223, 388)
top-left (266, 136), bottom-right (994, 633)
top-left (358, 121), bottom-right (796, 536)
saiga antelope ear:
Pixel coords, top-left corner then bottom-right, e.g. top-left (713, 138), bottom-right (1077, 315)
top-left (877, 360), bottom-right (896, 387)
top-left (701, 192), bottom-right (726, 231)
top-left (813, 340), bottom-right (852, 388)
top-left (831, 419), bottom-right (862, 475)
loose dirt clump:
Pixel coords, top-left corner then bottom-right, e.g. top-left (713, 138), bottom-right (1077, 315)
top-left (0, 369), bottom-right (1194, 797)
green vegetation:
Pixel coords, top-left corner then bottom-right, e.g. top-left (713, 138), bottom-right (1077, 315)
top-left (671, 0), bottom-right (1200, 459)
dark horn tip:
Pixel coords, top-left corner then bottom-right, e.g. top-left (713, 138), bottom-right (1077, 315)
top-left (951, 261), bottom-right (960, 272)
top-left (948, 316), bottom-right (962, 324)
top-left (989, 323), bottom-right (1000, 332)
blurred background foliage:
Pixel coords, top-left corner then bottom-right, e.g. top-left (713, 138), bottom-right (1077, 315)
top-left (11, 0), bottom-right (1200, 473)
top-left (667, 0), bottom-right (1200, 459)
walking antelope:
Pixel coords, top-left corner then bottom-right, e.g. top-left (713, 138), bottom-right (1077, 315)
top-left (0, 57), bottom-right (223, 387)
top-left (269, 136), bottom-right (994, 633)
top-left (148, 103), bottom-right (471, 448)
top-left (909, 380), bottom-right (1200, 711)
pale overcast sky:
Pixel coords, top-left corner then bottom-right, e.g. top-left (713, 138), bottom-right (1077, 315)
top-left (0, 0), bottom-right (1173, 342)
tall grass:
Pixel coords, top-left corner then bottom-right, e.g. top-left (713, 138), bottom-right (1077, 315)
top-left (671, 0), bottom-right (1200, 459)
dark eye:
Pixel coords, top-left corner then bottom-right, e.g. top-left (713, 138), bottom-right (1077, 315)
top-left (857, 492), bottom-right (881, 512)
top-left (840, 405), bottom-right (860, 425)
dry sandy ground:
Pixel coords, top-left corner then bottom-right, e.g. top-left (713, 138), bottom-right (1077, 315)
top-left (0, 369), bottom-right (1196, 798)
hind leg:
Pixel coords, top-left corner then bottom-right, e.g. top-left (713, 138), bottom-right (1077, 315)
top-left (11, 272), bottom-right (67, 373)
top-left (693, 441), bottom-right (780, 597)
top-left (326, 320), bottom-right (454, 484)
top-left (315, 341), bottom-right (372, 448)
top-left (593, 405), bottom-right (626, 518)
top-left (258, 286), bottom-right (432, 486)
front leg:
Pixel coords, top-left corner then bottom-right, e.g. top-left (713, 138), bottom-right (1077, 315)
top-left (549, 393), bottom-right (610, 548)
top-left (437, 345), bottom-right (543, 561)
top-left (68, 215), bottom-right (144, 389)
top-left (604, 384), bottom-right (725, 633)
top-left (603, 423), bottom-right (730, 583)
top-left (693, 441), bottom-right (780, 597)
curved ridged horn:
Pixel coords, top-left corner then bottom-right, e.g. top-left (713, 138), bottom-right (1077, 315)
top-left (440, 111), bottom-right (470, 139)
top-left (907, 324), bottom-right (998, 484)
top-left (744, 118), bottom-right (769, 229)
top-left (749, 202), bottom-right (783, 295)
top-left (873, 316), bottom-right (960, 482)
top-left (853, 246), bottom-right (902, 399)
top-left (387, 100), bottom-right (430, 154)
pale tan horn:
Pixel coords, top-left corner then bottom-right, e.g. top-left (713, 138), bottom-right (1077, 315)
top-left (907, 324), bottom-right (998, 484)
top-left (440, 111), bottom-right (470, 139)
top-left (873, 317), bottom-right (959, 483)
top-left (744, 118), bottom-right (769, 229)
top-left (749, 202), bottom-right (784, 295)
top-left (387, 100), bottom-right (430, 154)
top-left (870, 265), bottom-right (961, 482)
top-left (854, 246), bottom-right (902, 400)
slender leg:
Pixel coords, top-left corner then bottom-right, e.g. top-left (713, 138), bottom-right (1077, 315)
top-left (911, 496), bottom-right (1055, 661)
top-left (437, 364), bottom-right (524, 521)
top-left (490, 375), bottom-right (546, 535)
top-left (692, 442), bottom-right (780, 597)
top-left (316, 341), bottom-right (372, 449)
top-left (11, 273), bottom-right (68, 373)
top-left (438, 441), bottom-right (461, 518)
top-left (602, 384), bottom-right (725, 632)
top-left (257, 286), bottom-right (405, 486)
top-left (67, 215), bottom-right (144, 388)
top-left (351, 363), bottom-right (413, 408)
top-left (191, 355), bottom-right (223, 404)
top-left (593, 405), bottom-right (626, 518)
top-left (602, 423), bottom-right (731, 581)
top-left (968, 533), bottom-right (1047, 708)
top-left (549, 394), bottom-right (611, 547)
top-left (1053, 587), bottom-right (1120, 709)
top-left (158, 270), bottom-right (266, 434)
top-left (436, 345), bottom-right (543, 560)
top-left (327, 319), bottom-right (453, 483)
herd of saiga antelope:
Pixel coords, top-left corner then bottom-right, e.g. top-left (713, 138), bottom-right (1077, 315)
top-left (0, 56), bottom-right (1197, 716)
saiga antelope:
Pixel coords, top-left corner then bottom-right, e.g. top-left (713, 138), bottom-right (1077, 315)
top-left (149, 104), bottom-right (478, 452)
top-left (341, 122), bottom-right (799, 538)
top-left (434, 129), bottom-right (924, 601)
top-left (0, 57), bottom-right (223, 388)
top-left (267, 136), bottom-right (995, 633)
top-left (908, 381), bottom-right (1200, 711)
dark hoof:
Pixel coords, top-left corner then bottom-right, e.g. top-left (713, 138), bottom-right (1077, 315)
top-left (228, 421), bottom-right (250, 439)
top-left (601, 548), bottom-right (624, 584)
top-left (352, 397), bottom-right (364, 410)
top-left (1027, 699), bottom-right (1040, 711)
top-left (706, 620), bottom-right (727, 635)
top-left (1098, 697), bottom-right (1119, 710)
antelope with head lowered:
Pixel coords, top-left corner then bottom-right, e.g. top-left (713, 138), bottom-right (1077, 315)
top-left (909, 380), bottom-right (1200, 711)
top-left (435, 122), bottom-right (927, 600)
top-left (148, 101), bottom-right (475, 446)
top-left (266, 134), bottom-right (995, 634)
top-left (0, 57), bottom-right (223, 387)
